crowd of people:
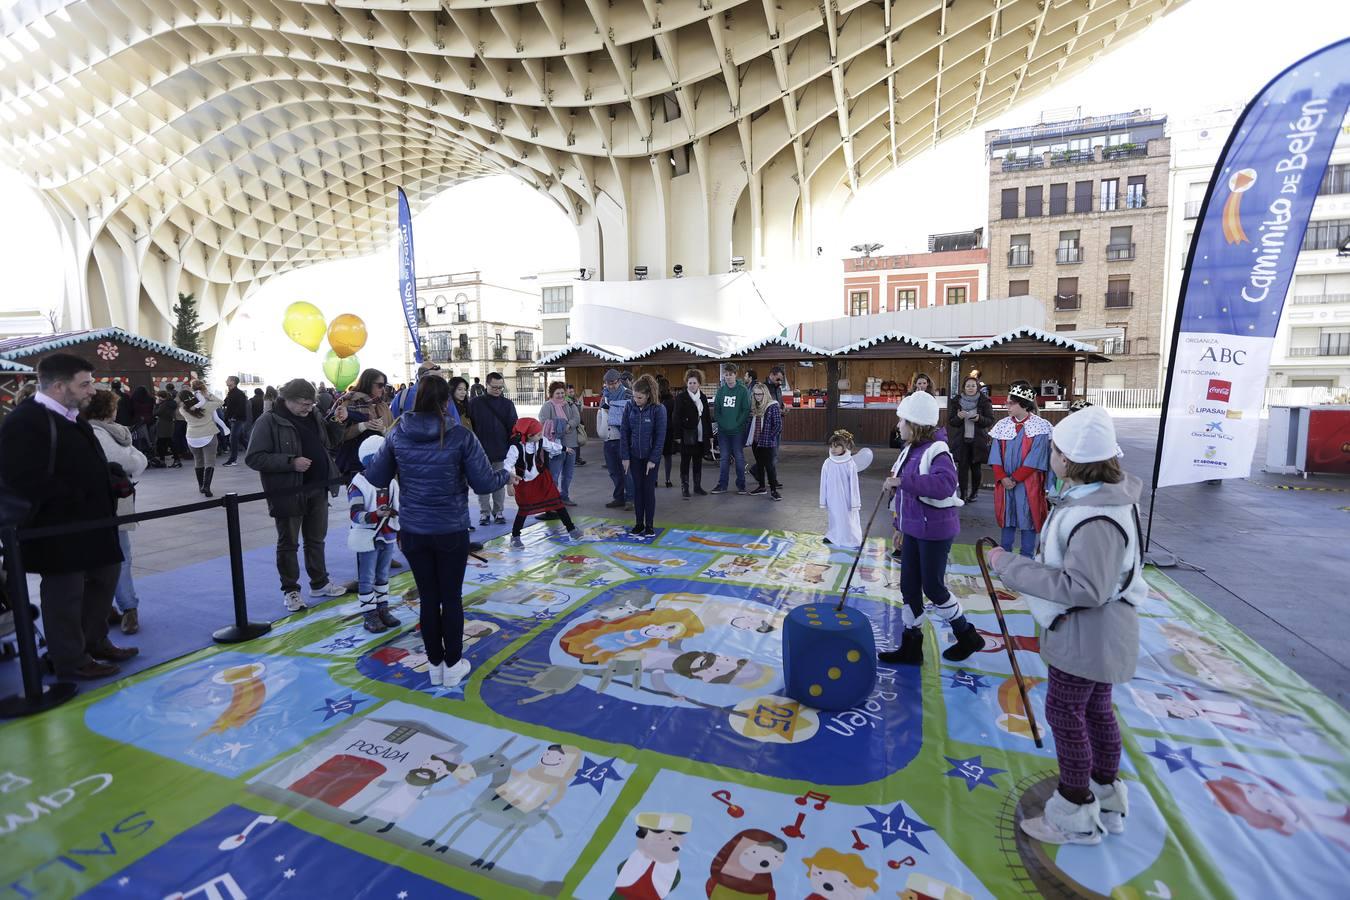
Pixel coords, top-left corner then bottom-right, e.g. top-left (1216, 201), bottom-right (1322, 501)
top-left (2, 353), bottom-right (1141, 853)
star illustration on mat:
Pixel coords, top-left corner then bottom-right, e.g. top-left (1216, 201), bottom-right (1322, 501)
top-left (570, 756), bottom-right (625, 795)
top-left (117, 877), bottom-right (129, 887)
top-left (633, 566), bottom-right (663, 576)
top-left (944, 755), bottom-right (1006, 792)
top-left (846, 584), bottom-right (868, 595)
top-left (856, 802), bottom-right (934, 853)
top-left (321, 634), bottom-right (362, 652)
top-left (586, 578), bottom-right (612, 588)
top-left (283, 868), bottom-right (296, 879)
top-left (475, 573), bottom-right (502, 583)
top-left (1145, 740), bottom-right (1213, 776)
top-left (397, 893), bottom-right (408, 900)
top-left (533, 609), bottom-right (557, 620)
top-left (705, 569), bottom-right (728, 579)
top-left (214, 741), bottom-right (251, 760)
top-left (274, 855), bottom-right (285, 863)
top-left (946, 669), bottom-right (988, 694)
top-left (315, 694), bottom-right (370, 721)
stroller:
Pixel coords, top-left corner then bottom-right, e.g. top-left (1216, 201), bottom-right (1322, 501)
top-left (0, 552), bottom-right (45, 663)
top-left (132, 421), bottom-right (163, 468)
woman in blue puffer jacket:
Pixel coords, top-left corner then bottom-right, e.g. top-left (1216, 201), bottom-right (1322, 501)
top-left (365, 376), bottom-right (515, 689)
top-left (620, 374), bottom-right (668, 537)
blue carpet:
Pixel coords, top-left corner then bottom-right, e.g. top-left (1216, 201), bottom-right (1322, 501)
top-left (0, 521), bottom-right (516, 700)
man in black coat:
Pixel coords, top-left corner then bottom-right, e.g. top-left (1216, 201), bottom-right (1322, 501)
top-left (468, 372), bottom-right (517, 526)
top-left (222, 375), bottom-right (249, 467)
top-left (0, 353), bottom-right (137, 679)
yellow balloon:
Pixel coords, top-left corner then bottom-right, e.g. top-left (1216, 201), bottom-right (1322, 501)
top-left (283, 302), bottom-right (326, 352)
top-left (327, 313), bottom-right (368, 359)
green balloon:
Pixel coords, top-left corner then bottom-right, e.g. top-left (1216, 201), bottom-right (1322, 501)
top-left (322, 350), bottom-right (360, 391)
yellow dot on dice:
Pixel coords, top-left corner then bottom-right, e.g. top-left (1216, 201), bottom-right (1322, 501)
top-left (828, 667), bottom-right (841, 680)
top-left (810, 620), bottom-right (821, 626)
top-left (809, 685), bottom-right (822, 697)
top-left (846, 650), bottom-right (861, 662)
top-left (839, 619), bottom-right (852, 626)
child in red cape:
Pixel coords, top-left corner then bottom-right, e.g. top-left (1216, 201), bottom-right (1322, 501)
top-left (505, 417), bottom-right (580, 549)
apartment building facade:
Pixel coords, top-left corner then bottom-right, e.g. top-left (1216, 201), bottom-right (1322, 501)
top-left (405, 271), bottom-right (543, 397)
top-left (987, 110), bottom-right (1169, 389)
top-left (842, 231), bottom-right (988, 317)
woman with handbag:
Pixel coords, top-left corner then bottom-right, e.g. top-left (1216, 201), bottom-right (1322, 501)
top-left (538, 381), bottom-right (581, 506)
top-left (948, 375), bottom-right (995, 502)
top-left (672, 369), bottom-right (713, 499)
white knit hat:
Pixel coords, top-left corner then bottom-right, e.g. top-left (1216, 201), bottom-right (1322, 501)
top-left (358, 434), bottom-right (386, 466)
top-left (1052, 406), bottom-right (1122, 463)
top-left (896, 391), bottom-right (939, 426)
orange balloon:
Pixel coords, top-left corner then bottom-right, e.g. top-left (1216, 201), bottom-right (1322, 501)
top-left (327, 314), bottom-right (368, 359)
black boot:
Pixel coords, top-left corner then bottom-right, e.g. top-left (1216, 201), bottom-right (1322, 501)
top-left (878, 627), bottom-right (924, 665)
top-left (942, 621), bottom-right (987, 662)
top-left (682, 484), bottom-right (691, 499)
top-left (202, 467), bottom-right (215, 498)
top-left (194, 467), bottom-right (205, 493)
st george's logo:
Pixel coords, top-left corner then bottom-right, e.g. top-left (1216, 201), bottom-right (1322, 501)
top-left (1222, 168), bottom-right (1257, 244)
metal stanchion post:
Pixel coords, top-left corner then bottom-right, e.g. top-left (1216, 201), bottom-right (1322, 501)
top-left (1, 526), bottom-right (78, 718)
top-left (212, 493), bottom-right (272, 644)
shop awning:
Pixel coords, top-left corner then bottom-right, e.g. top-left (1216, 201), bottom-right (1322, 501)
top-left (723, 335), bottom-right (833, 362)
top-left (535, 343), bottom-right (628, 370)
top-left (0, 327), bottom-right (209, 368)
top-left (955, 327), bottom-right (1111, 362)
top-left (623, 340), bottom-right (724, 366)
top-left (831, 331), bottom-right (959, 360)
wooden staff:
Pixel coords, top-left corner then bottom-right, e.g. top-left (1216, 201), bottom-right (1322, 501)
top-left (975, 537), bottom-right (1043, 748)
top-left (835, 487), bottom-right (894, 613)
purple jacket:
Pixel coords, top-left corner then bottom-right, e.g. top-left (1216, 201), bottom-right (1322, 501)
top-left (893, 440), bottom-right (961, 541)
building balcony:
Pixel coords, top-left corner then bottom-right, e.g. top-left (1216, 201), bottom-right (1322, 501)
top-left (1054, 293), bottom-right (1081, 311)
top-left (1102, 144), bottom-right (1148, 161)
top-left (1105, 290), bottom-right (1134, 309)
top-left (1056, 247), bottom-right (1083, 264)
top-left (1124, 192), bottom-right (1147, 209)
top-left (1184, 200), bottom-right (1202, 219)
top-left (1106, 243), bottom-right (1136, 261)
top-left (492, 345), bottom-right (509, 361)
top-left (1289, 345), bottom-right (1350, 357)
top-left (1291, 293), bottom-right (1350, 306)
top-left (454, 347), bottom-right (472, 361)
top-left (1001, 156), bottom-right (1044, 172)
top-left (1007, 249), bottom-right (1034, 267)
top-left (1050, 149), bottom-right (1097, 166)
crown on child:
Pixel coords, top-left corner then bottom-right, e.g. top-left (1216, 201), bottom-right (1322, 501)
top-left (1009, 384), bottom-right (1037, 403)
top-left (1069, 398), bottom-right (1093, 411)
top-left (830, 429), bottom-right (854, 442)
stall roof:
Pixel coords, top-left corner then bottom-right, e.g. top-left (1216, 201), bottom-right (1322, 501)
top-left (624, 339), bottom-right (725, 365)
top-left (0, 358), bottom-right (35, 373)
top-left (832, 331), bottom-right (958, 359)
top-left (723, 334), bottom-right (833, 361)
top-left (536, 343), bottom-right (627, 368)
top-left (0, 327), bottom-right (209, 367)
top-left (955, 327), bottom-right (1110, 361)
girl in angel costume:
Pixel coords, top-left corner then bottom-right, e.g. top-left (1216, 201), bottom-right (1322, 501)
top-left (819, 430), bottom-right (874, 547)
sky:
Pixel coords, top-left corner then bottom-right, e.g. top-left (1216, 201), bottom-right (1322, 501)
top-left (0, 0), bottom-right (1344, 383)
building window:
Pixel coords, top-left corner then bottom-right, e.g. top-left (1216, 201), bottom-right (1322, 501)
top-left (1302, 218), bottom-right (1350, 251)
top-left (1055, 324), bottom-right (1078, 332)
top-left (542, 285), bottom-right (573, 314)
top-left (514, 330), bottom-right (534, 361)
top-left (1008, 234), bottom-right (1032, 267)
top-left (1321, 330), bottom-right (1350, 356)
top-left (1000, 188), bottom-right (1019, 219)
top-left (1074, 180), bottom-right (1093, 213)
top-left (1008, 280), bottom-right (1030, 297)
top-left (1049, 182), bottom-right (1068, 215)
top-left (434, 295), bottom-right (447, 316)
top-left (1100, 334), bottom-right (1127, 354)
top-left (849, 291), bottom-right (869, 316)
top-left (1055, 277), bottom-right (1079, 310)
top-left (1056, 230), bottom-right (1082, 264)
top-left (946, 286), bottom-right (967, 305)
top-left (1125, 175), bottom-right (1147, 209)
top-left (895, 288), bottom-right (918, 310)
top-left (1319, 163), bottom-right (1350, 196)
top-left (1107, 225), bottom-right (1135, 260)
top-left (426, 331), bottom-right (451, 361)
top-left (1106, 276), bottom-right (1132, 308)
top-left (458, 332), bottom-right (469, 349)
top-left (456, 302), bottom-right (467, 323)
top-left (1100, 178), bottom-right (1119, 211)
top-left (1025, 185), bottom-right (1043, 217)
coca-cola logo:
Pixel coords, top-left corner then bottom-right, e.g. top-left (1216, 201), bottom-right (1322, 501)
top-left (1206, 379), bottom-right (1232, 403)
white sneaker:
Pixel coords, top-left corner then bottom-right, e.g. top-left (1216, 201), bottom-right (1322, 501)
top-left (428, 663), bottom-right (444, 686)
top-left (443, 658), bottom-right (471, 688)
top-left (1020, 791), bottom-right (1105, 846)
top-left (1092, 778), bottom-right (1128, 835)
top-left (312, 582), bottom-right (348, 598)
top-left (282, 591), bottom-right (306, 612)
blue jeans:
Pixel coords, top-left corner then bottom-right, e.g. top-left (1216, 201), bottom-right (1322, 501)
top-left (632, 463), bottom-right (658, 528)
top-left (114, 530), bottom-right (138, 611)
top-left (899, 535), bottom-right (952, 620)
top-left (356, 540), bottom-right (395, 595)
top-left (548, 450), bottom-right (576, 502)
top-left (226, 418), bottom-right (246, 462)
top-left (603, 440), bottom-right (632, 502)
top-left (1001, 525), bottom-right (1038, 558)
top-left (716, 428), bottom-right (747, 490)
top-left (401, 530), bottom-right (469, 667)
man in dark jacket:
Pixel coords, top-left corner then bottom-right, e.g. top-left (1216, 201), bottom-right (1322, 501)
top-left (245, 378), bottom-right (346, 613)
top-left (468, 372), bottom-right (517, 525)
top-left (222, 375), bottom-right (249, 466)
top-left (0, 353), bottom-right (136, 679)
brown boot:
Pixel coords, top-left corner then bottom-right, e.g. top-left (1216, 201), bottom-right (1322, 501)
top-left (70, 660), bottom-right (120, 679)
top-left (90, 642), bottom-right (139, 662)
top-left (120, 609), bottom-right (140, 635)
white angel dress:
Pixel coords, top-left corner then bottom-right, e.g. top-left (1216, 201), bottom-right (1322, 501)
top-left (819, 448), bottom-right (874, 547)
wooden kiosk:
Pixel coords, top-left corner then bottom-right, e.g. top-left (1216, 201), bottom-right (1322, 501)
top-left (621, 340), bottom-right (724, 389)
top-left (954, 328), bottom-right (1110, 423)
top-left (831, 332), bottom-right (960, 444)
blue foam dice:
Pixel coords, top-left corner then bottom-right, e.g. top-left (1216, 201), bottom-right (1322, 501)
top-left (782, 603), bottom-right (878, 711)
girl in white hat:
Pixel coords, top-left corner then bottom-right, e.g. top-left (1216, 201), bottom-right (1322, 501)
top-left (988, 405), bottom-right (1142, 847)
top-left (878, 391), bottom-right (985, 664)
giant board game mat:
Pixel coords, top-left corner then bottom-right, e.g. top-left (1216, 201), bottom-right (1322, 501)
top-left (3, 516), bottom-right (1347, 899)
